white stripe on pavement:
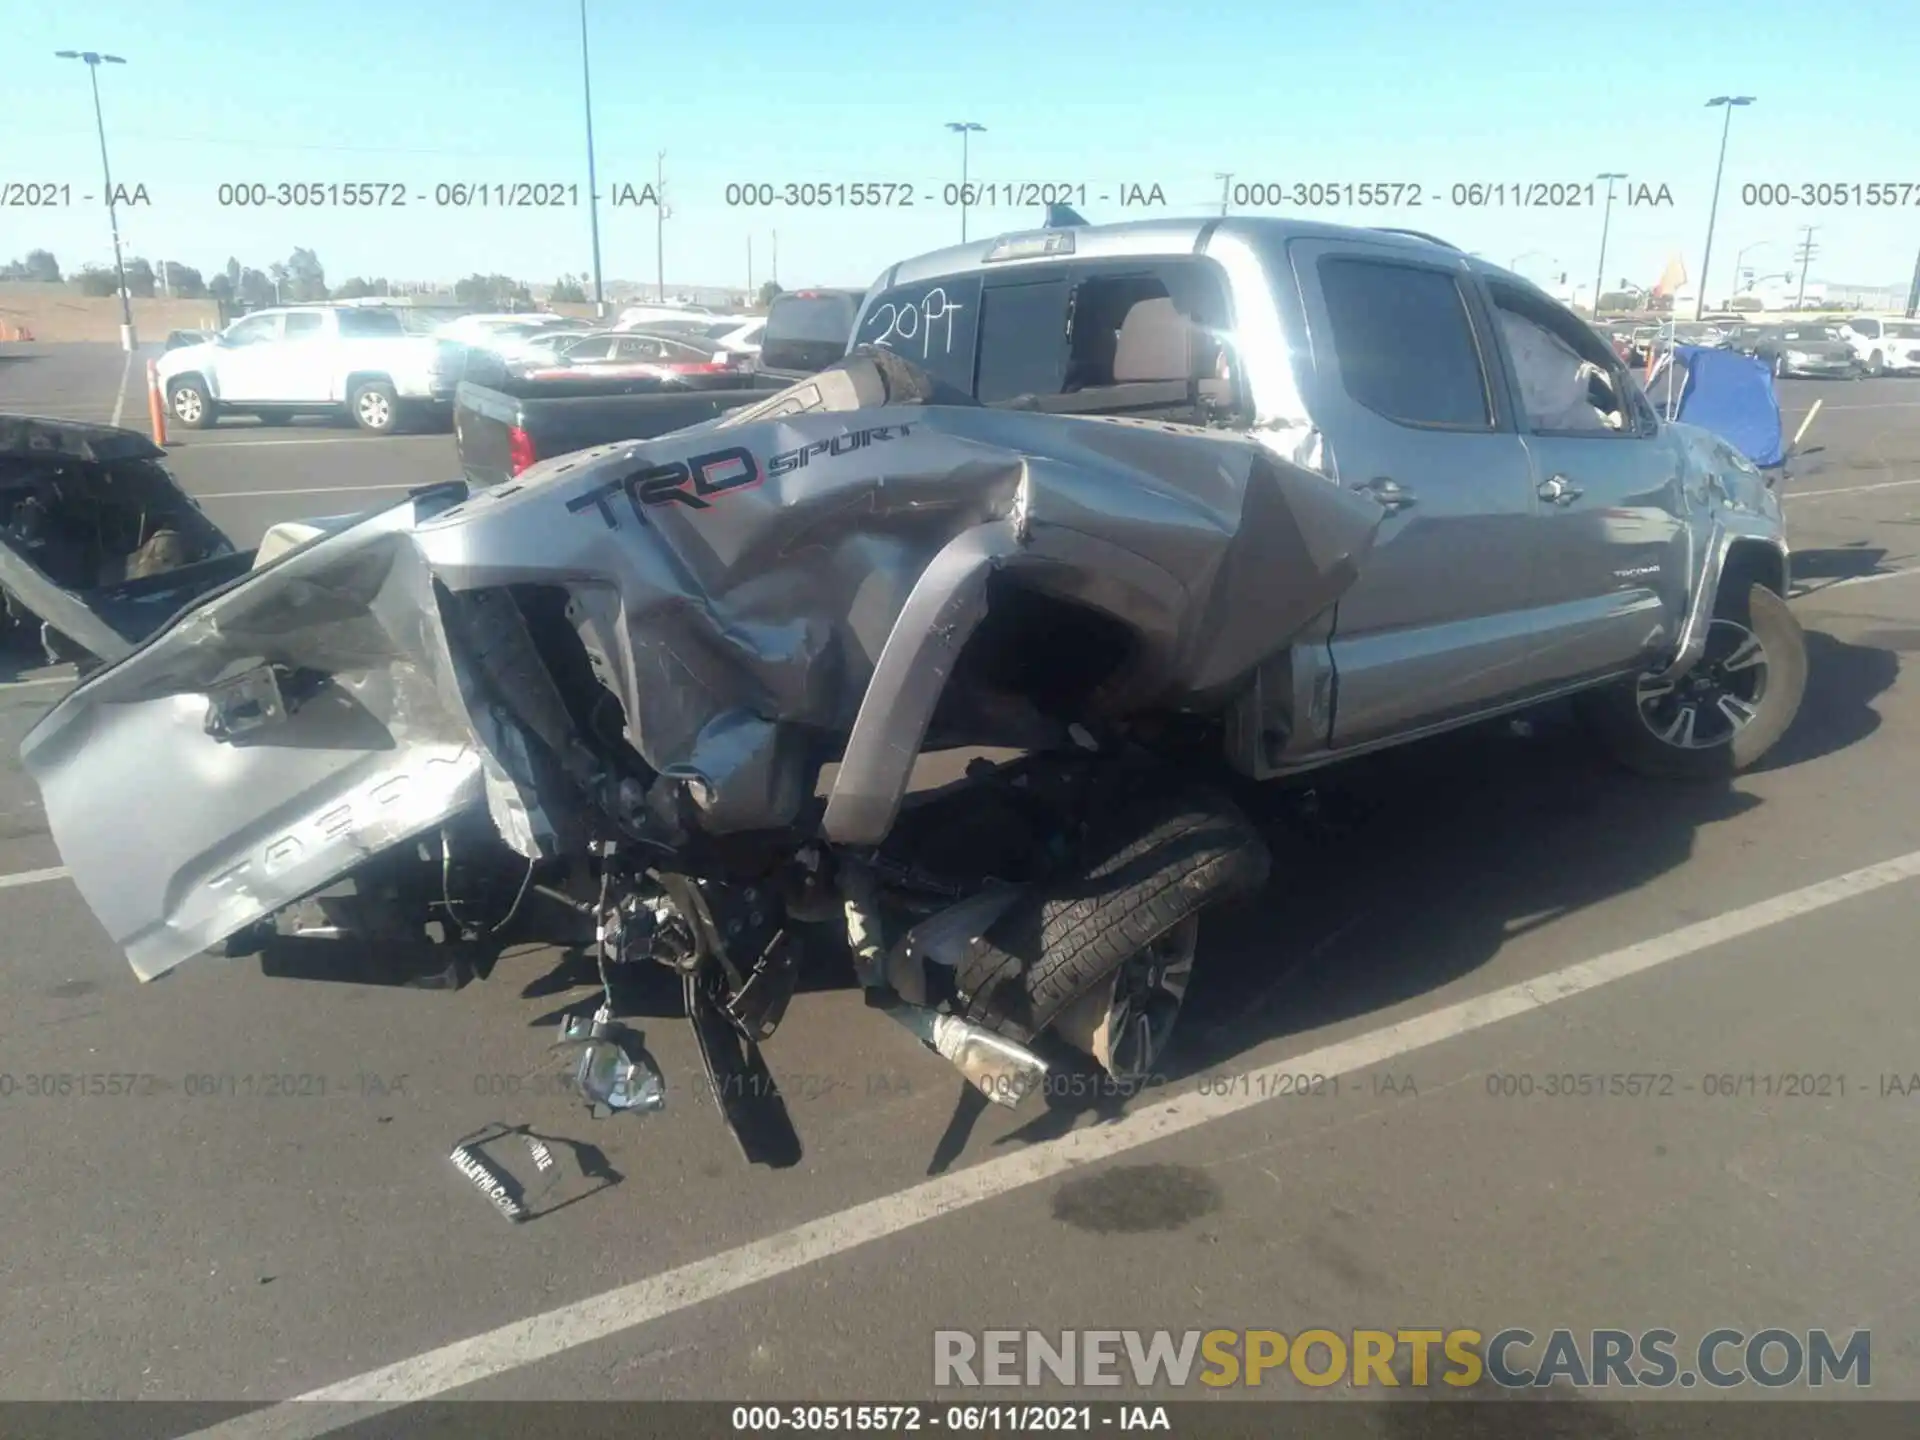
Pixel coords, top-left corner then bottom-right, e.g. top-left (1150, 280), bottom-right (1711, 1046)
top-left (175, 436), bottom-right (449, 449)
top-left (194, 483), bottom-right (421, 500)
top-left (1786, 476), bottom-right (1920, 500)
top-left (1799, 565), bottom-right (1920, 594)
top-left (0, 865), bottom-right (70, 890)
top-left (183, 845), bottom-right (1920, 1440)
top-left (109, 349), bottom-right (134, 429)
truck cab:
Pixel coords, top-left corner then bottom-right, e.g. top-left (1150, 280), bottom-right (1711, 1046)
top-left (850, 216), bottom-right (1790, 776)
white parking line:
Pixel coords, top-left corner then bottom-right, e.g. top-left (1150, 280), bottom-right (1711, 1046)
top-left (1800, 565), bottom-right (1920, 593)
top-left (194, 483), bottom-right (420, 501)
top-left (109, 350), bottom-right (134, 429)
top-left (0, 865), bottom-right (70, 890)
top-left (175, 436), bottom-right (449, 449)
top-left (1786, 477), bottom-right (1920, 500)
top-left (185, 846), bottom-right (1920, 1438)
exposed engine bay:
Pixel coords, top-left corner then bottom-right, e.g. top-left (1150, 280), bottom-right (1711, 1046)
top-left (18, 350), bottom-right (1383, 1168)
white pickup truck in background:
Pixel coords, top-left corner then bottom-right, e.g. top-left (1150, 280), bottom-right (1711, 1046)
top-left (156, 305), bottom-right (464, 432)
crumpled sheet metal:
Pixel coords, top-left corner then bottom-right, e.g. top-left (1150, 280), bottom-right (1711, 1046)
top-left (412, 377), bottom-right (1383, 838)
top-left (21, 354), bottom-right (1382, 979)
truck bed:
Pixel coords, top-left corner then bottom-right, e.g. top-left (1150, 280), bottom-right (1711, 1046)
top-left (453, 365), bottom-right (792, 487)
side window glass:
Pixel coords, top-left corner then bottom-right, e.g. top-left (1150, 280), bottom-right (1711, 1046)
top-left (1317, 258), bottom-right (1493, 429)
top-left (226, 315), bottom-right (279, 346)
top-left (1487, 283), bottom-right (1635, 436)
top-left (974, 279), bottom-right (1072, 403)
top-left (283, 313), bottom-right (324, 340)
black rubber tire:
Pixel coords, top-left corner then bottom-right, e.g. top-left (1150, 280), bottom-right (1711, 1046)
top-left (348, 379), bottom-right (400, 433)
top-left (1583, 582), bottom-right (1807, 780)
top-left (168, 376), bottom-right (217, 429)
top-left (955, 783), bottom-right (1270, 1045)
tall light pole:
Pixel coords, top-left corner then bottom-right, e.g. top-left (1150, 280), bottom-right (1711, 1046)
top-left (1592, 172), bottom-right (1626, 316)
top-left (945, 121), bottom-right (985, 243)
top-left (1509, 249), bottom-right (1554, 274)
top-left (655, 151), bottom-right (668, 302)
top-left (55, 49), bottom-right (135, 351)
top-left (1696, 94), bottom-right (1756, 320)
top-left (1215, 172), bottom-right (1233, 216)
top-left (577, 1), bottom-right (606, 316)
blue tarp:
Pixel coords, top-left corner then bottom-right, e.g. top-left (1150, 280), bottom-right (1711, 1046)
top-left (1667, 344), bottom-right (1786, 468)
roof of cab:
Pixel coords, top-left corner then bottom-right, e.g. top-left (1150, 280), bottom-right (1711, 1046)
top-left (871, 214), bottom-right (1467, 290)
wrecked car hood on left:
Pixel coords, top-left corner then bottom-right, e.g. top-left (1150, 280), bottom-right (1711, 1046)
top-left (0, 413), bottom-right (247, 665)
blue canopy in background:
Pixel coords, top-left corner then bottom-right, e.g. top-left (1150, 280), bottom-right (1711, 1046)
top-left (1662, 343), bottom-right (1786, 468)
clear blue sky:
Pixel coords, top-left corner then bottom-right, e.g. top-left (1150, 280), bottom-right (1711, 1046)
top-left (7, 0), bottom-right (1918, 297)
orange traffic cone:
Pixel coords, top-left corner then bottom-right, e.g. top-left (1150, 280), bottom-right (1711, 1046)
top-left (146, 359), bottom-right (168, 445)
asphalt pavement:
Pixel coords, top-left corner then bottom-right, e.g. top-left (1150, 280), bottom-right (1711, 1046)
top-left (3, 343), bottom-right (1920, 1427)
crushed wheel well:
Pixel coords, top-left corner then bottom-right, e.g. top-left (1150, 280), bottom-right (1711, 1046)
top-left (941, 577), bottom-right (1140, 725)
top-left (1721, 539), bottom-right (1788, 603)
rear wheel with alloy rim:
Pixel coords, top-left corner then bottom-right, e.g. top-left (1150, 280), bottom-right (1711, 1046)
top-left (169, 377), bottom-right (215, 428)
top-left (1051, 915), bottom-right (1199, 1085)
top-left (1583, 583), bottom-right (1807, 779)
top-left (349, 379), bottom-right (400, 433)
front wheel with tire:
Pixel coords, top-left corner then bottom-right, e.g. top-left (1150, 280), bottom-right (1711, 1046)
top-left (168, 376), bottom-right (216, 429)
top-left (1583, 582), bottom-right (1807, 780)
top-left (954, 782), bottom-right (1270, 1083)
top-left (1868, 350), bottom-right (1885, 377)
top-left (348, 379), bottom-right (400, 433)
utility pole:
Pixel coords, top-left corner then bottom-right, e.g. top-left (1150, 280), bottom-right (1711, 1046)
top-left (1907, 244), bottom-right (1919, 319)
top-left (1696, 94), bottom-right (1756, 320)
top-left (1592, 172), bottom-right (1625, 316)
top-left (55, 49), bottom-right (136, 350)
top-left (655, 151), bottom-right (667, 302)
top-left (747, 236), bottom-right (754, 294)
top-left (1215, 172), bottom-right (1233, 216)
top-left (771, 229), bottom-right (779, 286)
top-left (1793, 225), bottom-right (1819, 310)
top-left (578, 0), bottom-right (605, 316)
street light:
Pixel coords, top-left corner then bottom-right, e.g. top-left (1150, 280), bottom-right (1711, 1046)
top-left (945, 121), bottom-right (985, 243)
top-left (577, 0), bottom-right (606, 316)
top-left (1592, 172), bottom-right (1626, 317)
top-left (1696, 95), bottom-right (1756, 320)
top-left (1509, 249), bottom-right (1555, 275)
top-left (1730, 239), bottom-right (1773, 299)
top-left (55, 49), bottom-right (135, 351)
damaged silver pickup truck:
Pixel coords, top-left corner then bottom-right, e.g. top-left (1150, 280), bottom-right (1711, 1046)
top-left (12, 217), bottom-right (1803, 1167)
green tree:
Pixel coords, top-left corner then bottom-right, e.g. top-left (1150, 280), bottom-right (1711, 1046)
top-left (549, 275), bottom-right (588, 303)
top-left (161, 262), bottom-right (207, 298)
top-left (756, 279), bottom-right (784, 310)
top-left (76, 266), bottom-right (120, 297)
top-left (0, 249), bottom-right (62, 282)
top-left (125, 257), bottom-right (157, 298)
top-left (332, 276), bottom-right (377, 299)
top-left (285, 247), bottom-right (327, 301)
top-left (238, 267), bottom-right (276, 307)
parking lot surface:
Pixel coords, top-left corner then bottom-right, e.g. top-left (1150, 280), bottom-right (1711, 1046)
top-left (3, 342), bottom-right (1920, 1425)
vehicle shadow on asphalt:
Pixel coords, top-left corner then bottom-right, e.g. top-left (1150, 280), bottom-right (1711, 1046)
top-left (989, 626), bottom-right (1897, 1157)
top-left (1790, 543), bottom-right (1895, 584)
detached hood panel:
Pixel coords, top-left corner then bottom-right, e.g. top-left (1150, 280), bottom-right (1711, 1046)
top-left (20, 351), bottom-right (1382, 980)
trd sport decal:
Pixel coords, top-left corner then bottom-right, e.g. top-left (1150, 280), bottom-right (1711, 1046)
top-left (768, 422), bottom-right (913, 476)
top-left (567, 445), bottom-right (760, 527)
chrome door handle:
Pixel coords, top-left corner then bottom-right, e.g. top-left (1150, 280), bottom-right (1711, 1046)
top-left (1538, 475), bottom-right (1584, 504)
top-left (1355, 476), bottom-right (1418, 512)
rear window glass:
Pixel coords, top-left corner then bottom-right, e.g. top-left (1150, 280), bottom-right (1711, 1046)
top-left (850, 276), bottom-right (984, 391)
top-left (761, 292), bottom-right (862, 372)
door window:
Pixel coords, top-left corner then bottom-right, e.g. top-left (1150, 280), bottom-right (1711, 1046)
top-left (1316, 258), bottom-right (1493, 430)
top-left (282, 312), bottom-right (324, 341)
top-left (1486, 281), bottom-right (1643, 436)
top-left (224, 314), bottom-right (281, 346)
